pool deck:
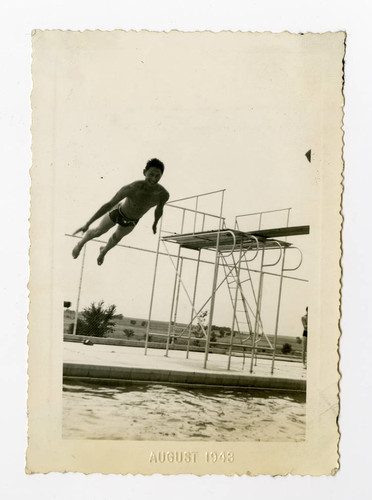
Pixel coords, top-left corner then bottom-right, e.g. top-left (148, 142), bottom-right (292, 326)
top-left (63, 341), bottom-right (306, 391)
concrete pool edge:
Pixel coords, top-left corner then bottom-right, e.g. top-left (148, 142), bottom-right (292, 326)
top-left (63, 362), bottom-right (306, 392)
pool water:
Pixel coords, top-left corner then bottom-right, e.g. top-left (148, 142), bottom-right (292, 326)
top-left (63, 382), bottom-right (306, 441)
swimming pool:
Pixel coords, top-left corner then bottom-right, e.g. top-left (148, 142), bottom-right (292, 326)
top-left (63, 381), bottom-right (306, 441)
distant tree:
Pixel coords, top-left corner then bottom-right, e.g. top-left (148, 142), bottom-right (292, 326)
top-left (219, 329), bottom-right (225, 338)
top-left (296, 336), bottom-right (302, 344)
top-left (113, 313), bottom-right (123, 320)
top-left (141, 321), bottom-right (147, 327)
top-left (281, 343), bottom-right (292, 355)
top-left (124, 328), bottom-right (134, 339)
top-left (130, 319), bottom-right (136, 325)
top-left (74, 301), bottom-right (117, 337)
top-left (210, 331), bottom-right (217, 342)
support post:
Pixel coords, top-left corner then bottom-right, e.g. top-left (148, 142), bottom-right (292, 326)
top-left (145, 217), bottom-right (163, 355)
top-left (165, 246), bottom-right (182, 356)
top-left (164, 209), bottom-right (186, 356)
top-left (250, 246), bottom-right (265, 373)
top-left (171, 257), bottom-right (184, 345)
top-left (271, 247), bottom-right (286, 374)
top-left (72, 244), bottom-right (87, 336)
top-left (187, 250), bottom-right (201, 359)
top-left (227, 242), bottom-right (243, 370)
top-left (193, 196), bottom-right (199, 234)
top-left (203, 190), bottom-right (225, 369)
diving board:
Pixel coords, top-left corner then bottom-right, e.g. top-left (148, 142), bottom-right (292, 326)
top-left (247, 225), bottom-right (310, 238)
top-left (162, 228), bottom-right (294, 252)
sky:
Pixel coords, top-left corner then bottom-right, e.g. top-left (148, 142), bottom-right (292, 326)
top-left (32, 31), bottom-right (343, 337)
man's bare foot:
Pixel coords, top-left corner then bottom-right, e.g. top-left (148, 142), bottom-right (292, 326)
top-left (72, 242), bottom-right (82, 259)
top-left (97, 247), bottom-right (106, 266)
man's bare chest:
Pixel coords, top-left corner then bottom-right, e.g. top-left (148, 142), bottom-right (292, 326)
top-left (129, 189), bottom-right (161, 208)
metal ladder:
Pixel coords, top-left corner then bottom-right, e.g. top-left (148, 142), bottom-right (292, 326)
top-left (221, 252), bottom-right (254, 342)
top-left (222, 249), bottom-right (274, 369)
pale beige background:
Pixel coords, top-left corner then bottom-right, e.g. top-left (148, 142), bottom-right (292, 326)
top-left (28, 30), bottom-right (344, 475)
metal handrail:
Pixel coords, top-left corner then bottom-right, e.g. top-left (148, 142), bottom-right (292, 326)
top-left (166, 203), bottom-right (226, 221)
top-left (65, 234), bottom-right (308, 281)
top-left (218, 230), bottom-right (236, 258)
top-left (169, 188), bottom-right (225, 204)
top-left (235, 207), bottom-right (291, 220)
top-left (244, 235), bottom-right (260, 262)
top-left (262, 240), bottom-right (283, 268)
top-left (283, 247), bottom-right (303, 272)
top-left (235, 207), bottom-right (291, 232)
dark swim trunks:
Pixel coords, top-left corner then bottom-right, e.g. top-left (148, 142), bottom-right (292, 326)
top-left (303, 330), bottom-right (308, 337)
top-left (109, 208), bottom-right (139, 228)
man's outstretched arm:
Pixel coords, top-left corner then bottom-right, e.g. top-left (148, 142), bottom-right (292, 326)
top-left (73, 182), bottom-right (137, 235)
top-left (152, 191), bottom-right (170, 234)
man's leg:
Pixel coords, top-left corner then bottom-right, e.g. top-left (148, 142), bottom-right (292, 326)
top-left (72, 214), bottom-right (115, 259)
top-left (97, 224), bottom-right (135, 265)
top-left (302, 336), bottom-right (307, 367)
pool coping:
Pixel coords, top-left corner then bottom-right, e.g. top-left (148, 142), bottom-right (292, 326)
top-left (63, 362), bottom-right (306, 392)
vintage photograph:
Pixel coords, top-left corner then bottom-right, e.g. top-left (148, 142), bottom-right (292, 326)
top-left (28, 30), bottom-right (344, 474)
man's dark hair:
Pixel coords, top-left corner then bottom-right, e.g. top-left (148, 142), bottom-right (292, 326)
top-left (145, 158), bottom-right (165, 174)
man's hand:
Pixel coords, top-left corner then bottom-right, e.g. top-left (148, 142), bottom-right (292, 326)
top-left (152, 223), bottom-right (157, 234)
top-left (73, 223), bottom-right (89, 235)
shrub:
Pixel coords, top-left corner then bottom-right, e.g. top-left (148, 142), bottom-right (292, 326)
top-left (281, 342), bottom-right (292, 354)
top-left (124, 329), bottom-right (134, 339)
top-left (141, 321), bottom-right (147, 327)
top-left (78, 301), bottom-right (117, 337)
top-left (130, 319), bottom-right (136, 325)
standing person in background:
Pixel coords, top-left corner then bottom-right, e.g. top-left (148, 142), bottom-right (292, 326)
top-left (301, 307), bottom-right (308, 368)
